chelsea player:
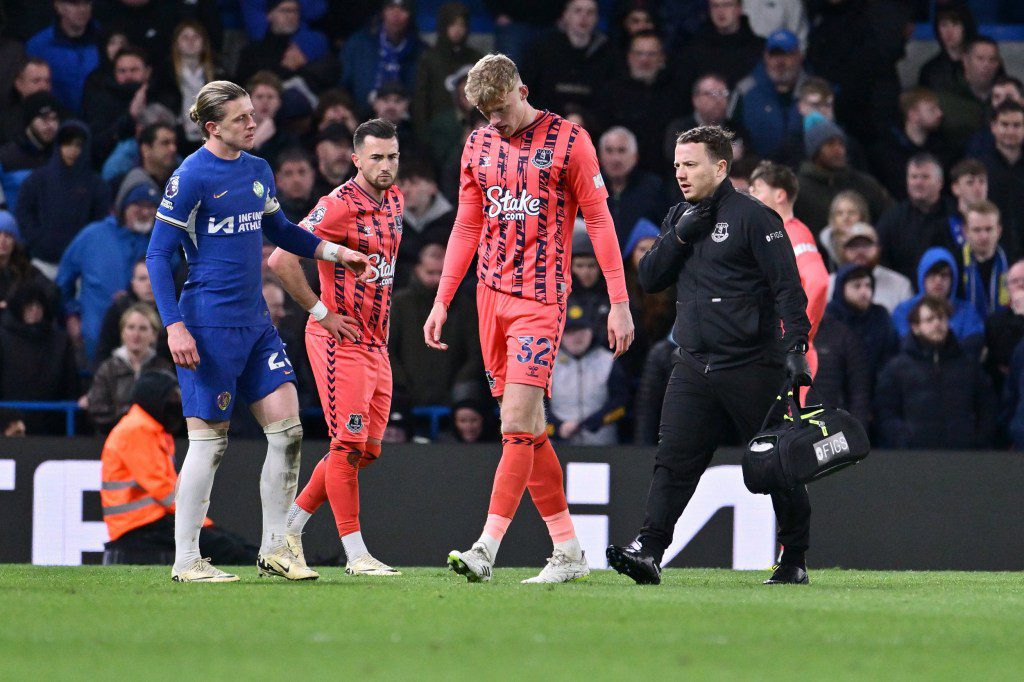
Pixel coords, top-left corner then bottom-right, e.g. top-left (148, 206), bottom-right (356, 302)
top-left (147, 81), bottom-right (369, 582)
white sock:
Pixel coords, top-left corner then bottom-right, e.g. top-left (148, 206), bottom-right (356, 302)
top-left (341, 531), bottom-right (368, 561)
top-left (555, 536), bottom-right (583, 560)
top-left (285, 503), bottom-right (311, 535)
top-left (173, 429), bottom-right (228, 570)
top-left (476, 533), bottom-right (500, 563)
top-left (260, 418), bottom-right (303, 553)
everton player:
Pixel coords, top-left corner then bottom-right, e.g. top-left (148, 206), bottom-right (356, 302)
top-left (269, 119), bottom-right (403, 576)
top-left (147, 81), bottom-right (369, 583)
top-left (424, 54), bottom-right (635, 583)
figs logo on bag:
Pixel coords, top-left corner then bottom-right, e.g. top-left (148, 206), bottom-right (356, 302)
top-left (813, 432), bottom-right (849, 463)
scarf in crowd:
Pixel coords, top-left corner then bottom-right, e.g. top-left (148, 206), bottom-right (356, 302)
top-left (376, 28), bottom-right (409, 92)
top-left (960, 243), bottom-right (1009, 315)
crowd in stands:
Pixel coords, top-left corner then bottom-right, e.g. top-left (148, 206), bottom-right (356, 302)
top-left (2, 0), bottom-right (1024, 450)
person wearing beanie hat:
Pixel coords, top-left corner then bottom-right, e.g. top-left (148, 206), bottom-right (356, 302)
top-left (0, 91), bottom-right (62, 212)
top-left (794, 116), bottom-right (893, 235)
top-left (621, 217), bottom-right (675, 377)
top-left (0, 210), bottom-right (21, 244)
top-left (15, 119), bottom-right (108, 277)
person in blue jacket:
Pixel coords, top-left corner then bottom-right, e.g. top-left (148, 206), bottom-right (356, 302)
top-left (892, 246), bottom-right (985, 358)
top-left (341, 0), bottom-right (426, 107)
top-left (25, 0), bottom-right (102, 114)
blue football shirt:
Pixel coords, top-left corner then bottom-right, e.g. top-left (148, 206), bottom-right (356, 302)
top-left (155, 147), bottom-right (279, 328)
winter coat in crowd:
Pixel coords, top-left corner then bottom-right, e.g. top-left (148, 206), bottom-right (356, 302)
top-left (25, 20), bottom-right (100, 113)
top-left (986, 307), bottom-right (1024, 394)
top-left (632, 336), bottom-right (676, 446)
top-left (412, 2), bottom-right (482, 139)
top-left (825, 264), bottom-right (900, 380)
top-left (548, 339), bottom-right (630, 446)
top-left (15, 121), bottom-right (109, 266)
top-left (876, 196), bottom-right (959, 283)
top-left (519, 27), bottom-right (617, 115)
top-left (341, 21), bottom-right (426, 107)
top-left (87, 346), bottom-right (175, 434)
top-left (794, 160), bottom-right (893, 235)
top-left (95, 292), bottom-right (171, 369)
top-left (810, 313), bottom-right (872, 427)
top-left (395, 193), bottom-right (454, 289)
top-left (680, 15), bottom-right (764, 89)
top-left (892, 247), bottom-right (985, 357)
top-left (733, 62), bottom-right (805, 160)
top-left (875, 333), bottom-right (995, 450)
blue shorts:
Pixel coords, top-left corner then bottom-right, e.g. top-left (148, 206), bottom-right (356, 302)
top-left (177, 325), bottom-right (297, 421)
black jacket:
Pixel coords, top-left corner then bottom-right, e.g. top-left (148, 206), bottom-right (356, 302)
top-left (811, 314), bottom-right (872, 427)
top-left (638, 179), bottom-right (810, 371)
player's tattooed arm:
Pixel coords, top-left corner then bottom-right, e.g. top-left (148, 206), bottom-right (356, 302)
top-left (268, 247), bottom-right (362, 343)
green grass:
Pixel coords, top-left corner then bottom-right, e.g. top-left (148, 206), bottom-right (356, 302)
top-left (1, 565), bottom-right (1022, 680)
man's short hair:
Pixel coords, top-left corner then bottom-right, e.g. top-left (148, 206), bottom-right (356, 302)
top-left (275, 146), bottom-right (313, 170)
top-left (353, 117), bottom-right (397, 149)
top-left (464, 53), bottom-right (520, 107)
top-left (676, 125), bottom-right (734, 172)
top-left (796, 76), bottom-right (832, 102)
top-left (398, 156), bottom-right (436, 183)
top-left (965, 199), bottom-right (1000, 222)
top-left (844, 264), bottom-right (874, 286)
top-left (729, 154), bottom-right (759, 182)
top-left (992, 99), bottom-right (1024, 122)
top-left (629, 29), bottom-right (663, 50)
top-left (18, 57), bottom-right (50, 76)
top-left (907, 152), bottom-right (942, 175)
top-left (909, 297), bottom-right (952, 325)
top-left (750, 160), bottom-right (799, 202)
top-left (137, 122), bottom-right (175, 147)
top-left (899, 87), bottom-right (938, 117)
top-left (246, 70), bottom-right (283, 94)
top-left (993, 74), bottom-right (1024, 95)
top-left (114, 45), bottom-right (149, 67)
top-left (965, 35), bottom-right (999, 55)
top-left (690, 72), bottom-right (729, 97)
top-left (599, 126), bottom-right (638, 154)
top-left (950, 157), bottom-right (987, 184)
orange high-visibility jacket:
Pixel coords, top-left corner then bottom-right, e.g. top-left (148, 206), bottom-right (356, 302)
top-left (101, 404), bottom-right (186, 540)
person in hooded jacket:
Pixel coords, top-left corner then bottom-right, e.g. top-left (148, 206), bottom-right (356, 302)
top-left (875, 297), bottom-right (995, 450)
top-left (826, 264), bottom-right (899, 381)
top-left (0, 210), bottom-right (60, 314)
top-left (0, 282), bottom-right (79, 435)
top-left (15, 120), bottom-right (108, 277)
top-left (569, 227), bottom-right (611, 348)
top-left (811, 313), bottom-right (872, 428)
top-left (892, 246), bottom-right (985, 358)
top-left (621, 217), bottom-right (674, 378)
top-left (680, 0), bottom-right (764, 90)
top-left (412, 2), bottom-right (482, 141)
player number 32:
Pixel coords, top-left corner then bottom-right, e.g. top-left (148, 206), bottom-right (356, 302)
top-left (516, 336), bottom-right (552, 366)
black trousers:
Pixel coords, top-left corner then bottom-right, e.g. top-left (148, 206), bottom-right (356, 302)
top-left (102, 515), bottom-right (259, 566)
top-left (638, 353), bottom-right (811, 563)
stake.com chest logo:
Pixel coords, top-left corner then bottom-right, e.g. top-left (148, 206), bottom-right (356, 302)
top-left (485, 186), bottom-right (541, 221)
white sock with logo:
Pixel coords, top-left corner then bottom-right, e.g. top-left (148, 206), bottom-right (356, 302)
top-left (173, 429), bottom-right (228, 571)
top-left (341, 531), bottom-right (368, 562)
top-left (260, 418), bottom-right (303, 554)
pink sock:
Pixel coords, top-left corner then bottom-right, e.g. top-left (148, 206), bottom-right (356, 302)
top-left (482, 513), bottom-right (512, 541)
top-left (542, 509), bottom-right (576, 543)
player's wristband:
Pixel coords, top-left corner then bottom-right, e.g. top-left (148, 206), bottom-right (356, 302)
top-left (321, 242), bottom-right (342, 263)
top-left (307, 300), bottom-right (329, 322)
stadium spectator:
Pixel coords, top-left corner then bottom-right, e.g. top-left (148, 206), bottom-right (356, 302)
top-left (777, 77), bottom-right (856, 170)
top-left (0, 282), bottom-right (79, 435)
top-left (274, 148), bottom-right (317, 222)
top-left (825, 264), bottom-right (899, 383)
top-left (964, 74), bottom-right (1023, 159)
top-left (680, 0), bottom-right (763, 90)
top-left (547, 303), bottom-right (629, 446)
top-left (918, 3), bottom-right (976, 92)
top-left (662, 73), bottom-right (747, 167)
top-left (870, 88), bottom-right (952, 199)
top-left (0, 210), bottom-right (60, 312)
top-left (742, 0), bottom-right (808, 47)
top-left (84, 46), bottom-right (155, 168)
top-left (0, 17), bottom-right (25, 105)
top-left (370, 82), bottom-right (416, 152)
top-left (389, 243), bottom-right (483, 412)
top-left (632, 335), bottom-right (675, 446)
top-left (150, 21), bottom-right (225, 149)
top-left (949, 158), bottom-right (990, 234)
top-left (985, 259), bottom-right (1024, 392)
top-left (734, 29), bottom-right (806, 160)
top-left (0, 92), bottom-right (61, 212)
top-left (892, 247), bottom-right (985, 358)
top-left (599, 127), bottom-right (665, 249)
top-left (827, 223), bottom-right (913, 314)
top-left (570, 230), bottom-right (611, 347)
top-left (486, 0), bottom-right (563, 65)
top-left (612, 0), bottom-right (656, 52)
top-left (412, 2), bottom-right (482, 141)
top-left (15, 121), bottom-right (108, 279)
top-left (236, 0), bottom-right (334, 90)
top-left (876, 154), bottom-right (958, 282)
top-left (621, 218), bottom-right (673, 377)
top-left (311, 89), bottom-right (359, 141)
top-left (875, 297), bottom-right (995, 450)
top-left (241, 0), bottom-right (325, 42)
top-left (936, 36), bottom-right (1002, 153)
top-left (395, 159), bottom-right (454, 287)
top-left (247, 71), bottom-right (298, 169)
top-left (959, 200), bottom-right (1009, 320)
top-left (100, 370), bottom-right (258, 565)
top-left (440, 392), bottom-right (497, 444)
top-left (519, 0), bottom-right (616, 114)
top-left (604, 31), bottom-right (683, 174)
top-left (811, 313), bottom-right (872, 427)
top-left (311, 123), bottom-right (354, 198)
top-left (980, 101), bottom-right (1024, 247)
top-left (1, 59), bottom-right (52, 146)
top-left (341, 0), bottom-right (425, 108)
top-left (93, 0), bottom-right (220, 63)
top-left (794, 117), bottom-right (892, 235)
top-left (95, 258), bottom-right (168, 367)
top-left (427, 64), bottom-right (482, 199)
top-left (85, 303), bottom-right (173, 433)
top-left (99, 103), bottom-right (177, 184)
top-left (25, 0), bottom-right (101, 114)
top-left (110, 123), bottom-right (178, 207)
top-left (819, 189), bottom-right (869, 267)
top-left (57, 183), bottom-right (158, 364)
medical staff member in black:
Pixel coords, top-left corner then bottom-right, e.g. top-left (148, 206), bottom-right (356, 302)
top-left (607, 126), bottom-right (814, 585)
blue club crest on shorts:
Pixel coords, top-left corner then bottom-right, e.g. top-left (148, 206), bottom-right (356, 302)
top-left (217, 391), bottom-right (232, 411)
top-left (531, 148), bottom-right (553, 169)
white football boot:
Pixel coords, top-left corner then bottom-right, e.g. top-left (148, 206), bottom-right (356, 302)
top-left (447, 542), bottom-right (493, 583)
top-left (171, 557), bottom-right (239, 583)
top-left (521, 549), bottom-right (590, 584)
top-left (257, 537), bottom-right (319, 580)
top-left (345, 553), bottom-right (401, 576)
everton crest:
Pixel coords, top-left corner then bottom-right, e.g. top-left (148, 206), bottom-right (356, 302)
top-left (531, 148), bottom-right (553, 169)
top-left (346, 413), bottom-right (364, 434)
top-left (711, 222), bottom-right (729, 243)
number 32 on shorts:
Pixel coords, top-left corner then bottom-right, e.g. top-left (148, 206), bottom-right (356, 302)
top-left (515, 336), bottom-right (552, 365)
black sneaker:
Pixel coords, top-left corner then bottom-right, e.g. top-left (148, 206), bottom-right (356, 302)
top-left (763, 563), bottom-right (809, 585)
top-left (606, 544), bottom-right (661, 585)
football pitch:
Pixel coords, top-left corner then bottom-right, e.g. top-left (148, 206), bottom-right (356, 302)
top-left (2, 565), bottom-right (1021, 680)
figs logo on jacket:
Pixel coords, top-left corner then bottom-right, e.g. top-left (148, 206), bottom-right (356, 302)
top-left (485, 186), bottom-right (541, 221)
